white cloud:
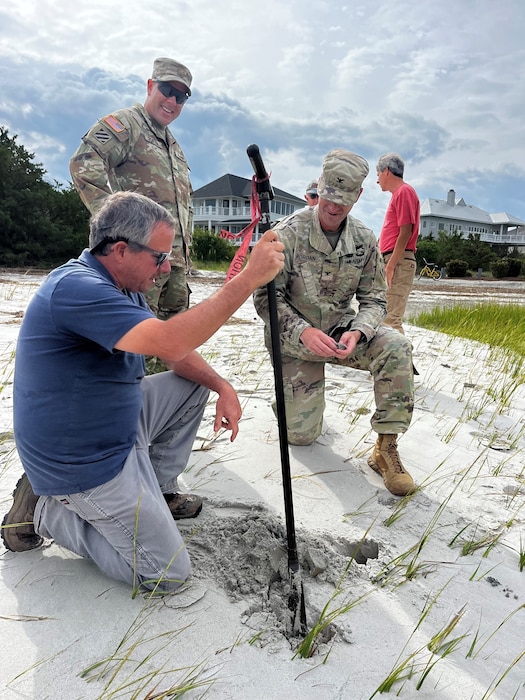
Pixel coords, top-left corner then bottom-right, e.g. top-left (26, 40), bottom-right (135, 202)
top-left (1, 0), bottom-right (524, 234)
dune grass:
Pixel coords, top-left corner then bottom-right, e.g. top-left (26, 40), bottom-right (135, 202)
top-left (410, 303), bottom-right (525, 357)
top-left (190, 259), bottom-right (230, 273)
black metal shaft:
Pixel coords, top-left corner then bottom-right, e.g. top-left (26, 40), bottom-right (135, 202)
top-left (246, 144), bottom-right (299, 571)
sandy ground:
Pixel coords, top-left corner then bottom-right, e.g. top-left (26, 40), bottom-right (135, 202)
top-left (0, 271), bottom-right (524, 700)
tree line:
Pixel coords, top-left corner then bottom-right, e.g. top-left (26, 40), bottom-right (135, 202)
top-left (0, 127), bottom-right (89, 267)
top-left (416, 230), bottom-right (523, 278)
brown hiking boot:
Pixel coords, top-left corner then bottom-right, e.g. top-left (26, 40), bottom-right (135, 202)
top-left (164, 493), bottom-right (203, 520)
top-left (367, 435), bottom-right (415, 496)
top-left (1, 474), bottom-right (43, 552)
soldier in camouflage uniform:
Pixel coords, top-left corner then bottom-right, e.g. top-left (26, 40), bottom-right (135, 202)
top-left (253, 149), bottom-right (416, 496)
top-left (70, 58), bottom-right (193, 371)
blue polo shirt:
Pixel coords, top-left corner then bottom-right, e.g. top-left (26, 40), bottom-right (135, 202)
top-left (14, 250), bottom-right (154, 495)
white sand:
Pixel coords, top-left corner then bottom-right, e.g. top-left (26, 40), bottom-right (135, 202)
top-left (1, 271), bottom-right (524, 700)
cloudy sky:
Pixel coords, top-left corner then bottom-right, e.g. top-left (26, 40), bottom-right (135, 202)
top-left (1, 0), bottom-right (524, 234)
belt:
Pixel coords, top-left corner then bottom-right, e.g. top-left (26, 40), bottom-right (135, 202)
top-left (382, 249), bottom-right (415, 256)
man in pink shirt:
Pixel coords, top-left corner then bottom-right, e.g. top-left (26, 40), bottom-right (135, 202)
top-left (376, 153), bottom-right (420, 334)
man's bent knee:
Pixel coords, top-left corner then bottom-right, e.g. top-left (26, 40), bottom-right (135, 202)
top-left (140, 549), bottom-right (191, 592)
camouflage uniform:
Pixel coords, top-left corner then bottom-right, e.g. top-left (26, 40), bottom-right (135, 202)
top-left (70, 101), bottom-right (192, 319)
top-left (253, 207), bottom-right (414, 445)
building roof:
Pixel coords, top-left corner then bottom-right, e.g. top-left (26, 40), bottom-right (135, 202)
top-left (490, 212), bottom-right (525, 225)
top-left (420, 197), bottom-right (493, 224)
top-left (192, 173), bottom-right (304, 204)
top-left (421, 193), bottom-right (525, 226)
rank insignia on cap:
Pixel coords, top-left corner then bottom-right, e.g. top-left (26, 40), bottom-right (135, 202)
top-left (103, 115), bottom-right (126, 133)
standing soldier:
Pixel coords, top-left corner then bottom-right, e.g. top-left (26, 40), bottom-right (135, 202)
top-left (70, 57), bottom-right (193, 371)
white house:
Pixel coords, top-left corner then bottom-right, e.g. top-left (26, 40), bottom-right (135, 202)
top-left (192, 174), bottom-right (305, 244)
top-left (420, 189), bottom-right (525, 249)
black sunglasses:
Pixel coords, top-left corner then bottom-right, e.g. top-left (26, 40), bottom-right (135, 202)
top-left (308, 193), bottom-right (319, 199)
top-left (155, 81), bottom-right (190, 104)
top-left (130, 241), bottom-right (170, 267)
top-left (90, 237), bottom-right (170, 267)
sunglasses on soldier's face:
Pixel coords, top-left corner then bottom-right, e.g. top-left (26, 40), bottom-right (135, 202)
top-left (155, 81), bottom-right (190, 104)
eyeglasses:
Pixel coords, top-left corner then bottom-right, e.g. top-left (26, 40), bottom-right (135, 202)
top-left (129, 241), bottom-right (170, 267)
top-left (155, 81), bottom-right (190, 104)
top-left (90, 237), bottom-right (170, 267)
top-left (307, 193), bottom-right (318, 199)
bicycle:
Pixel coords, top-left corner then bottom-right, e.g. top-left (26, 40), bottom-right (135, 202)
top-left (418, 257), bottom-right (442, 280)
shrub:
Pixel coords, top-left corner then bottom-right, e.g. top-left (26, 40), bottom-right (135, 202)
top-left (490, 259), bottom-right (510, 278)
top-left (445, 259), bottom-right (469, 277)
top-left (190, 228), bottom-right (237, 263)
top-left (506, 257), bottom-right (522, 277)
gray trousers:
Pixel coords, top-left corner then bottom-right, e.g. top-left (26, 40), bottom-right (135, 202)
top-left (34, 372), bottom-right (209, 592)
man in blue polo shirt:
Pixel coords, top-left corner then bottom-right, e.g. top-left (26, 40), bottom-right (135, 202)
top-left (1, 191), bottom-right (284, 592)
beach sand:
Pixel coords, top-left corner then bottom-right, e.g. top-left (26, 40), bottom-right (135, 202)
top-left (1, 271), bottom-right (524, 699)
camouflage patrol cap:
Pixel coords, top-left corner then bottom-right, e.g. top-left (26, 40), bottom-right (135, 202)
top-left (305, 179), bottom-right (318, 194)
top-left (152, 57), bottom-right (192, 96)
top-left (317, 149), bottom-right (369, 206)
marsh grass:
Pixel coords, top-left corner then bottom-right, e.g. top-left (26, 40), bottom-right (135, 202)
top-left (374, 451), bottom-right (501, 587)
top-left (293, 518), bottom-right (378, 659)
top-left (76, 501), bottom-right (213, 697)
top-left (375, 498), bottom-right (453, 587)
top-left (0, 347), bottom-right (15, 396)
top-left (481, 650), bottom-right (525, 700)
top-left (190, 260), bottom-right (230, 273)
top-left (410, 303), bottom-right (525, 357)
top-left (370, 582), bottom-right (469, 696)
top-left (376, 602), bottom-right (524, 696)
top-left (517, 536), bottom-right (525, 572)
top-left (80, 603), bottom-right (216, 698)
top-left (381, 458), bottom-right (450, 527)
top-left (448, 521), bottom-right (506, 557)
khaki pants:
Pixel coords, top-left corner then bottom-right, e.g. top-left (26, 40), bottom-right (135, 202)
top-left (383, 252), bottom-right (416, 334)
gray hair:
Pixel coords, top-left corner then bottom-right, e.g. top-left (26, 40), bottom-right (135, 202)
top-left (377, 153), bottom-right (404, 178)
top-left (89, 191), bottom-right (175, 254)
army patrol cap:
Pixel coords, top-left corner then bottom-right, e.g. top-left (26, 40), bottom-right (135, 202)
top-left (305, 179), bottom-right (318, 194)
top-left (317, 149), bottom-right (369, 206)
top-left (152, 57), bottom-right (192, 96)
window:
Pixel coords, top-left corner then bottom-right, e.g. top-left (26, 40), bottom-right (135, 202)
top-left (222, 199), bottom-right (229, 208)
top-left (205, 199), bottom-right (215, 207)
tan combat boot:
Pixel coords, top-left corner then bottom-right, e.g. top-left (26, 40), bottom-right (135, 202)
top-left (367, 434), bottom-right (415, 496)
